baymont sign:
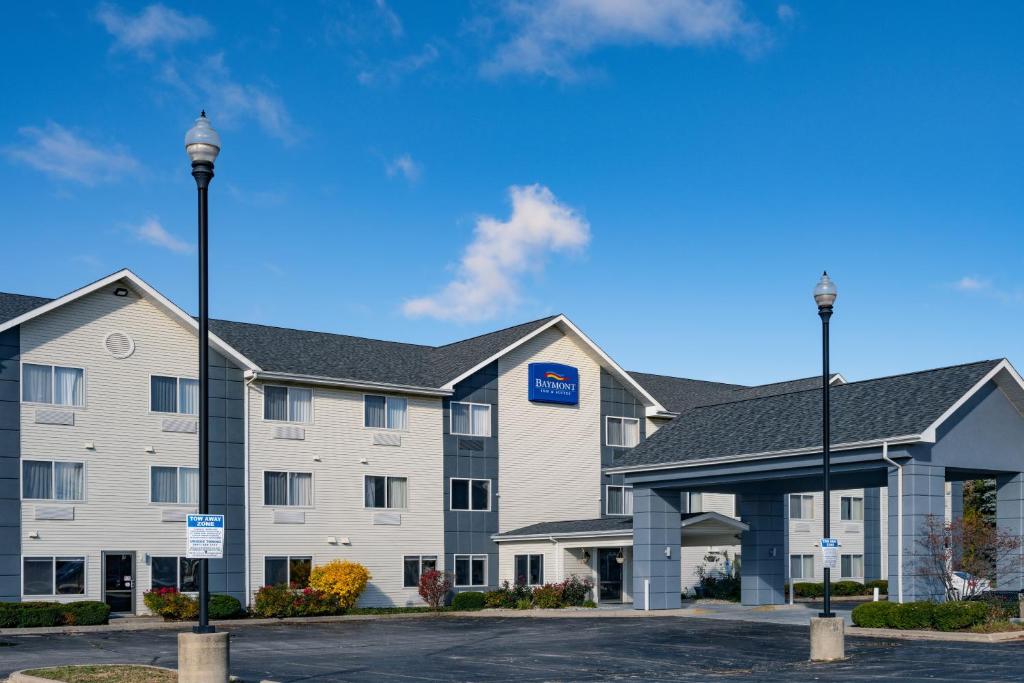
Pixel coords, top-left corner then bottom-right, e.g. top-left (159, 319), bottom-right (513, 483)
top-left (528, 362), bottom-right (580, 405)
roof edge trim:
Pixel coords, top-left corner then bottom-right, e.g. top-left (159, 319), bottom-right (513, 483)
top-left (919, 359), bottom-right (1024, 442)
top-left (248, 370), bottom-right (452, 397)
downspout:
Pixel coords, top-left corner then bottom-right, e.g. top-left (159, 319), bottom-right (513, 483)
top-left (243, 374), bottom-right (255, 609)
top-left (881, 441), bottom-right (903, 604)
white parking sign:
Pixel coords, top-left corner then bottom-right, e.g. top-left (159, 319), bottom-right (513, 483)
top-left (820, 537), bottom-right (841, 570)
top-left (186, 514), bottom-right (225, 559)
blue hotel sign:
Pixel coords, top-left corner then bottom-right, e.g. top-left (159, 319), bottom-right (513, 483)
top-left (528, 363), bottom-right (580, 405)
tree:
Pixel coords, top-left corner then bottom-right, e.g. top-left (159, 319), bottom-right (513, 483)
top-left (917, 513), bottom-right (1022, 601)
top-left (418, 569), bottom-right (453, 610)
top-left (963, 479), bottom-right (996, 522)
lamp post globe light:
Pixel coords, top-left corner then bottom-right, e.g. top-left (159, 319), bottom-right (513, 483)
top-left (813, 271), bottom-right (837, 620)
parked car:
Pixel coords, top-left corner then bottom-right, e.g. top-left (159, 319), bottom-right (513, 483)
top-left (949, 571), bottom-right (990, 599)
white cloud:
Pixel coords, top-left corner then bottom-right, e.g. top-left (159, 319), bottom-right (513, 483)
top-left (954, 276), bottom-right (990, 292)
top-left (357, 43), bottom-right (440, 86)
top-left (403, 184), bottom-right (590, 321)
top-left (374, 0), bottom-right (404, 38)
top-left (386, 154), bottom-right (422, 183)
top-left (482, 0), bottom-right (767, 81)
top-left (95, 3), bottom-right (212, 56)
top-left (135, 217), bottom-right (193, 254)
top-left (5, 122), bottom-right (140, 185)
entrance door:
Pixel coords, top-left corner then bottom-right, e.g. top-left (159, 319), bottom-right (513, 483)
top-left (598, 548), bottom-right (624, 602)
top-left (103, 552), bottom-right (135, 614)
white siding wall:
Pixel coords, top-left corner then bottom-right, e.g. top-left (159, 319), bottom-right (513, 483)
top-left (19, 285), bottom-right (202, 611)
top-left (247, 383), bottom-right (444, 607)
top-left (681, 493), bottom-right (740, 593)
top-left (497, 326), bottom-right (603, 532)
top-left (497, 540), bottom-right (559, 587)
top-left (787, 489), bottom-right (867, 582)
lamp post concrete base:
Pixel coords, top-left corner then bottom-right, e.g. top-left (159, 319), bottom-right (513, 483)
top-left (809, 616), bottom-right (845, 662)
top-left (178, 631), bottom-right (230, 683)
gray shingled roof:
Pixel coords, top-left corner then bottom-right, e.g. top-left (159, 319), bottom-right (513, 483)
top-left (495, 512), bottom-right (719, 538)
top-left (617, 360), bottom-right (1002, 469)
top-left (628, 371), bottom-right (834, 413)
top-left (0, 292), bottom-right (52, 325)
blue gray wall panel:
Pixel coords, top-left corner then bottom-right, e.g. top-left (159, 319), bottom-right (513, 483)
top-left (0, 327), bottom-right (20, 602)
top-left (739, 494), bottom-right (785, 605)
top-left (995, 472), bottom-right (1023, 592)
top-left (631, 486), bottom-right (681, 610)
top-left (863, 487), bottom-right (883, 582)
top-left (600, 369), bottom-right (646, 516)
top-left (888, 461), bottom-right (946, 602)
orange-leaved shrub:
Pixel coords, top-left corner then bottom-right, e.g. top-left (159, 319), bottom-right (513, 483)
top-left (308, 560), bottom-right (371, 609)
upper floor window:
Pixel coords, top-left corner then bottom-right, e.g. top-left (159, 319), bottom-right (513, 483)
top-left (606, 485), bottom-right (633, 515)
top-left (451, 478), bottom-right (490, 511)
top-left (364, 475), bottom-right (407, 509)
top-left (264, 385), bottom-right (312, 423)
top-left (606, 416), bottom-right (640, 448)
top-left (687, 492), bottom-right (703, 514)
top-left (841, 496), bottom-right (864, 521)
top-left (23, 460), bottom-right (84, 501)
top-left (23, 556), bottom-right (85, 596)
top-left (151, 376), bottom-right (198, 415)
top-left (789, 494), bottom-right (814, 520)
top-left (364, 395), bottom-right (407, 430)
top-left (264, 471), bottom-right (313, 507)
top-left (451, 402), bottom-right (490, 437)
top-left (151, 466), bottom-right (198, 505)
top-left (152, 556), bottom-right (200, 592)
top-left (22, 363), bottom-right (84, 407)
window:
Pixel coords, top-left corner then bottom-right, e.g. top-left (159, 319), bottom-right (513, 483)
top-left (450, 478), bottom-right (490, 511)
top-left (606, 416), bottom-right (640, 448)
top-left (450, 402), bottom-right (491, 437)
top-left (22, 363), bottom-right (84, 407)
top-left (364, 395), bottom-right (407, 430)
top-left (150, 466), bottom-right (198, 505)
top-left (23, 557), bottom-right (85, 596)
top-left (688, 492), bottom-right (703, 513)
top-left (790, 554), bottom-right (815, 580)
top-left (264, 556), bottom-right (312, 588)
top-left (841, 496), bottom-right (864, 521)
top-left (150, 376), bottom-right (198, 415)
top-left (454, 554), bottom-right (487, 587)
top-left (364, 475), bottom-right (408, 509)
top-left (22, 460), bottom-right (84, 501)
top-left (264, 471), bottom-right (313, 506)
top-left (403, 555), bottom-right (437, 588)
top-left (151, 556), bottom-right (200, 592)
top-left (789, 494), bottom-right (814, 519)
top-left (514, 554), bottom-right (544, 586)
top-left (841, 554), bottom-right (864, 579)
top-left (606, 485), bottom-right (633, 515)
top-left (264, 385), bottom-right (312, 423)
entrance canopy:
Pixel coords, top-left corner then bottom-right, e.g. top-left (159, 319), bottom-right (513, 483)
top-left (493, 511), bottom-right (748, 547)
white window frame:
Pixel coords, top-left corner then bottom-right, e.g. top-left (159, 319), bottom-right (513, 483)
top-left (688, 492), bottom-right (703, 513)
top-left (453, 554), bottom-right (488, 587)
top-left (150, 555), bottom-right (201, 594)
top-left (790, 554), bottom-right (815, 580)
top-left (605, 485), bottom-right (633, 516)
top-left (148, 374), bottom-right (199, 415)
top-left (263, 555), bottom-right (313, 587)
top-left (449, 478), bottom-right (491, 512)
top-left (840, 496), bottom-right (864, 521)
top-left (513, 553), bottom-right (545, 587)
top-left (605, 416), bottom-right (640, 448)
top-left (449, 401), bottom-right (492, 437)
top-left (262, 470), bottom-right (315, 508)
top-left (841, 554), bottom-right (864, 579)
top-left (789, 494), bottom-right (815, 520)
top-left (22, 555), bottom-right (87, 597)
top-left (363, 474), bottom-right (409, 510)
top-left (148, 465), bottom-right (199, 506)
top-left (363, 394), bottom-right (408, 431)
top-left (21, 459), bottom-right (86, 502)
top-left (263, 384), bottom-right (314, 424)
top-left (21, 362), bottom-right (86, 408)
top-left (402, 554), bottom-right (438, 588)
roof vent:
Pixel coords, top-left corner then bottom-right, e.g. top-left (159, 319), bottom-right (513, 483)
top-left (104, 331), bottom-right (135, 359)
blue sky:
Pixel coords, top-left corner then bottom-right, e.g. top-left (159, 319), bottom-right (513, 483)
top-left (1, 1), bottom-right (1021, 386)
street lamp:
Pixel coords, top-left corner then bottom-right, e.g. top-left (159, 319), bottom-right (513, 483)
top-left (185, 111), bottom-right (220, 634)
top-left (813, 271), bottom-right (837, 619)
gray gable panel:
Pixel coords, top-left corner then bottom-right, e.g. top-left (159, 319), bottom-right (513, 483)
top-left (618, 360), bottom-right (1002, 469)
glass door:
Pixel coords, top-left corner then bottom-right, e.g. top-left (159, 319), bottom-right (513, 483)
top-left (103, 552), bottom-right (135, 613)
top-left (598, 548), bottom-right (623, 602)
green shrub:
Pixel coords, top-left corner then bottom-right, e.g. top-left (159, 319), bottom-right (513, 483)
top-left (968, 593), bottom-right (1018, 622)
top-left (60, 601), bottom-right (110, 626)
top-left (851, 601), bottom-right (898, 628)
top-left (208, 594), bottom-right (243, 620)
top-left (451, 591), bottom-right (486, 610)
top-left (582, 600), bottom-right (597, 608)
top-left (515, 598), bottom-right (533, 610)
top-left (484, 581), bottom-right (532, 609)
top-left (793, 582), bottom-right (824, 598)
top-left (832, 581), bottom-right (866, 597)
top-left (865, 579), bottom-right (888, 594)
top-left (932, 601), bottom-right (989, 631)
top-left (251, 584), bottom-right (342, 618)
top-left (890, 602), bottom-right (935, 630)
top-left (560, 576), bottom-right (594, 607)
top-left (0, 603), bottom-right (19, 628)
top-left (143, 588), bottom-right (198, 621)
top-left (532, 584), bottom-right (563, 609)
top-left (19, 604), bottom-right (63, 628)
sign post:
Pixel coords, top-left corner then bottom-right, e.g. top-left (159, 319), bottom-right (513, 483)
top-left (187, 514), bottom-right (225, 560)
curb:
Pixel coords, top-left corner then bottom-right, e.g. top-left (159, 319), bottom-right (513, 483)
top-left (10, 665), bottom-right (176, 682)
top-left (846, 626), bottom-right (1024, 643)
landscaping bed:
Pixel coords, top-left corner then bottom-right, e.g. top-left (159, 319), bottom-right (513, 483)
top-left (852, 597), bottom-right (1021, 633)
top-left (0, 602), bottom-right (110, 629)
top-left (18, 665), bottom-right (175, 683)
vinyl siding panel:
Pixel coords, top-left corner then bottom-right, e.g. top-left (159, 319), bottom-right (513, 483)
top-left (787, 489), bottom-right (868, 581)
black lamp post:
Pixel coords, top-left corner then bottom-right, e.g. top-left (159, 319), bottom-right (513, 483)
top-left (185, 112), bottom-right (220, 634)
top-left (813, 271), bottom-right (837, 619)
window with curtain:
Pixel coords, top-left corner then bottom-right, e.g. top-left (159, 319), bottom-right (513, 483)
top-left (688, 492), bottom-right (703, 513)
top-left (450, 478), bottom-right (490, 511)
top-left (264, 471), bottom-right (312, 506)
top-left (23, 364), bottom-right (84, 407)
top-left (403, 555), bottom-right (437, 588)
top-left (22, 460), bottom-right (83, 501)
top-left (364, 395), bottom-right (407, 430)
top-left (789, 494), bottom-right (814, 519)
top-left (150, 376), bottom-right (198, 415)
top-left (514, 554), bottom-right (544, 586)
top-left (263, 385), bottom-right (312, 423)
top-left (606, 485), bottom-right (633, 515)
top-left (264, 556), bottom-right (311, 588)
top-left (790, 554), bottom-right (815, 580)
top-left (450, 402), bottom-right (491, 436)
top-left (841, 496), bottom-right (864, 521)
top-left (23, 557), bottom-right (85, 596)
top-left (151, 466), bottom-right (198, 504)
top-left (841, 554), bottom-right (864, 579)
top-left (606, 416), bottom-right (640, 447)
top-left (365, 475), bottom-right (407, 509)
top-left (454, 555), bottom-right (487, 587)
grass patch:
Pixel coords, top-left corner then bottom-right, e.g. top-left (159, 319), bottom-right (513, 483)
top-left (966, 621), bottom-right (1024, 634)
top-left (22, 665), bottom-right (175, 682)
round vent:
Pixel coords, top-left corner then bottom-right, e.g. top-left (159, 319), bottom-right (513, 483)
top-left (104, 331), bottom-right (135, 359)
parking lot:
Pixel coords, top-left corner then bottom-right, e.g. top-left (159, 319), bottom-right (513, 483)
top-left (2, 615), bottom-right (1022, 682)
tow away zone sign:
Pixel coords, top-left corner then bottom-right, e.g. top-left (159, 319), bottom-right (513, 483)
top-left (186, 514), bottom-right (225, 559)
